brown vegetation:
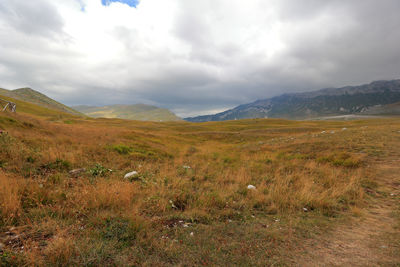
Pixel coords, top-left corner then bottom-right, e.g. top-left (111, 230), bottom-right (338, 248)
top-left (0, 110), bottom-right (399, 266)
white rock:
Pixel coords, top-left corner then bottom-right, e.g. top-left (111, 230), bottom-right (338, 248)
top-left (124, 171), bottom-right (138, 179)
top-left (247, 185), bottom-right (256, 190)
top-left (303, 207), bottom-right (308, 212)
top-left (183, 165), bottom-right (191, 169)
top-left (321, 131), bottom-right (326, 134)
top-left (342, 128), bottom-right (347, 131)
top-left (190, 232), bottom-right (194, 236)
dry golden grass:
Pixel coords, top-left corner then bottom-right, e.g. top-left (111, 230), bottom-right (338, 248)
top-left (0, 110), bottom-right (399, 266)
top-left (0, 173), bottom-right (22, 223)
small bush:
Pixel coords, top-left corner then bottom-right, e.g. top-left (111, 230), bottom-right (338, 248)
top-left (89, 163), bottom-right (109, 177)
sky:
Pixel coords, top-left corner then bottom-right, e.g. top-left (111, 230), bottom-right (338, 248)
top-left (0, 0), bottom-right (400, 117)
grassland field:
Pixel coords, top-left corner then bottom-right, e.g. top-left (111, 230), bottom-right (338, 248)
top-left (0, 104), bottom-right (399, 266)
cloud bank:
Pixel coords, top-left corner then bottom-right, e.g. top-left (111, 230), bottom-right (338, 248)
top-left (0, 0), bottom-right (399, 116)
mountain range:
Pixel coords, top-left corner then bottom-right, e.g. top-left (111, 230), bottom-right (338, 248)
top-left (2, 80), bottom-right (400, 123)
top-left (73, 104), bottom-right (181, 121)
top-left (185, 80), bottom-right (400, 122)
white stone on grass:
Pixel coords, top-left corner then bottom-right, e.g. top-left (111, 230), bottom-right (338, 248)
top-left (247, 185), bottom-right (256, 190)
top-left (124, 171), bottom-right (138, 179)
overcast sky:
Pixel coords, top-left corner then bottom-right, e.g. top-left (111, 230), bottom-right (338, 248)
top-left (0, 0), bottom-right (399, 117)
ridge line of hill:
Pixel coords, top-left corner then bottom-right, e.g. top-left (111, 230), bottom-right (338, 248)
top-left (0, 87), bottom-right (82, 116)
top-left (185, 79), bottom-right (400, 122)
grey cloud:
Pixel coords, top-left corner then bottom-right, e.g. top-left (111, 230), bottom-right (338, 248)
top-left (0, 0), bottom-right (64, 37)
top-left (1, 0), bottom-right (400, 117)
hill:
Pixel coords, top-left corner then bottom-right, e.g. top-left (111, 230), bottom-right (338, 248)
top-left (185, 79), bottom-right (400, 122)
top-left (74, 104), bottom-right (181, 121)
top-left (0, 87), bottom-right (82, 116)
top-left (0, 93), bottom-right (80, 120)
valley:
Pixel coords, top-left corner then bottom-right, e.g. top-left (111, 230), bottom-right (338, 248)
top-left (0, 98), bottom-right (399, 266)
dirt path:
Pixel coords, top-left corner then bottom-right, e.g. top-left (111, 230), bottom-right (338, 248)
top-left (299, 160), bottom-right (400, 267)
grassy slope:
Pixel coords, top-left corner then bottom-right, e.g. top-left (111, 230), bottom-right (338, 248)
top-left (0, 87), bottom-right (82, 116)
top-left (0, 100), bottom-right (399, 265)
top-left (0, 94), bottom-right (80, 121)
top-left (74, 104), bottom-right (182, 121)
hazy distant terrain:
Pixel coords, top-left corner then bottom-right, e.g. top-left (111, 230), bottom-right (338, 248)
top-left (186, 80), bottom-right (400, 122)
top-left (74, 104), bottom-right (181, 121)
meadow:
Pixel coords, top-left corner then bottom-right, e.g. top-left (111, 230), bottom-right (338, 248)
top-left (0, 109), bottom-right (399, 266)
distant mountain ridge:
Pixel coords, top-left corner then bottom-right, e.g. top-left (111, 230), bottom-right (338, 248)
top-left (0, 87), bottom-right (82, 116)
top-left (185, 79), bottom-right (400, 122)
top-left (74, 104), bottom-right (181, 121)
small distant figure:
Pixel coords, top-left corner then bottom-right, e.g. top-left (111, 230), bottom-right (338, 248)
top-left (0, 98), bottom-right (16, 112)
top-left (10, 102), bottom-right (16, 112)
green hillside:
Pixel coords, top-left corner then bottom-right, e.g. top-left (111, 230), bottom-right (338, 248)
top-left (0, 93), bottom-right (79, 120)
top-left (0, 87), bottom-right (82, 116)
top-left (74, 104), bottom-right (182, 121)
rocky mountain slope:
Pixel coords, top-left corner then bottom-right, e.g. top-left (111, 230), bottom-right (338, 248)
top-left (185, 80), bottom-right (400, 122)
